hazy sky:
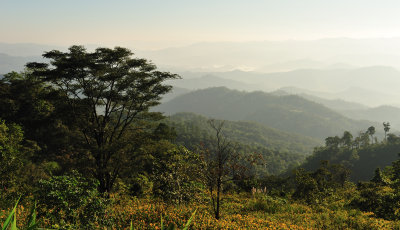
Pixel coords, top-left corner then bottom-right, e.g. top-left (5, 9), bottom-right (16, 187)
top-left (2, 0), bottom-right (400, 49)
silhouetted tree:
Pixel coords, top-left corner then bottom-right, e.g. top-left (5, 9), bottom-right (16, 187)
top-left (27, 45), bottom-right (178, 193)
top-left (383, 122), bottom-right (390, 141)
top-left (325, 136), bottom-right (340, 148)
top-left (367, 126), bottom-right (376, 144)
top-left (341, 131), bottom-right (353, 148)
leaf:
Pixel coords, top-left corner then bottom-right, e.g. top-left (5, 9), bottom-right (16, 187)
top-left (2, 197), bottom-right (20, 230)
top-left (182, 209), bottom-right (197, 230)
top-left (11, 212), bottom-right (17, 230)
top-left (1, 209), bottom-right (15, 230)
top-left (27, 201), bottom-right (37, 227)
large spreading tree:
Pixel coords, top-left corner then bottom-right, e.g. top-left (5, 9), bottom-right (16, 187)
top-left (27, 45), bottom-right (179, 193)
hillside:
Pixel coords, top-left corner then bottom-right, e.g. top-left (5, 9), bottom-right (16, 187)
top-left (166, 74), bottom-right (260, 91)
top-left (157, 87), bottom-right (379, 140)
top-left (175, 67), bottom-right (400, 107)
top-left (273, 88), bottom-right (400, 131)
top-left (301, 134), bottom-right (400, 182)
top-left (340, 105), bottom-right (400, 129)
top-left (274, 87), bottom-right (369, 111)
top-left (166, 113), bottom-right (311, 175)
top-left (161, 86), bottom-right (191, 103)
top-left (168, 112), bottom-right (320, 155)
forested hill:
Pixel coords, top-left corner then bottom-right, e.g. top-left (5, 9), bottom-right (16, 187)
top-left (301, 130), bottom-right (400, 181)
top-left (167, 112), bottom-right (321, 155)
top-left (157, 87), bottom-right (379, 140)
top-left (165, 113), bottom-right (308, 175)
top-left (272, 88), bottom-right (369, 111)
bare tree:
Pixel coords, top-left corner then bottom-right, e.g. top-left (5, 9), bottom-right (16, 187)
top-left (202, 119), bottom-right (235, 220)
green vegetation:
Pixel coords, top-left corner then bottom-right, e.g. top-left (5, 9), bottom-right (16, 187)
top-left (302, 127), bottom-right (400, 181)
top-left (3, 45), bottom-right (400, 229)
top-left (156, 87), bottom-right (379, 139)
top-left (168, 112), bottom-right (320, 155)
top-left (1, 198), bottom-right (38, 230)
top-left (166, 112), bottom-right (311, 175)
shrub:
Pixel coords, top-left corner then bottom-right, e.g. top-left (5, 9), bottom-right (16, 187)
top-left (246, 195), bottom-right (288, 214)
top-left (35, 171), bottom-right (108, 228)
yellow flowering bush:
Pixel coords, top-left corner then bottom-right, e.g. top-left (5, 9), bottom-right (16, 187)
top-left (2, 193), bottom-right (400, 229)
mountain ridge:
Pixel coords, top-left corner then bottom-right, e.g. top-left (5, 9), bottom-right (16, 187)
top-left (156, 87), bottom-right (380, 140)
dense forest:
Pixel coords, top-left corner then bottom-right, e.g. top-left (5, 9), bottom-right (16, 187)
top-left (3, 45), bottom-right (400, 229)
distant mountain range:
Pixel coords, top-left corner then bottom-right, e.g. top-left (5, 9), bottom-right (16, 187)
top-left (170, 66), bottom-right (400, 107)
top-left (0, 43), bottom-right (105, 74)
top-left (3, 41), bottom-right (400, 112)
top-left (165, 74), bottom-right (260, 92)
top-left (161, 85), bottom-right (400, 132)
top-left (271, 88), bottom-right (369, 111)
top-left (139, 38), bottom-right (400, 72)
top-left (269, 87), bottom-right (400, 131)
top-left (156, 87), bottom-right (379, 140)
top-left (161, 87), bottom-right (191, 103)
top-left (0, 39), bottom-right (400, 121)
top-left (0, 53), bottom-right (44, 74)
top-left (340, 106), bottom-right (400, 130)
top-left (0, 43), bottom-right (65, 56)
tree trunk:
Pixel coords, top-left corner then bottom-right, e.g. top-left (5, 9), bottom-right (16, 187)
top-left (216, 177), bottom-right (221, 219)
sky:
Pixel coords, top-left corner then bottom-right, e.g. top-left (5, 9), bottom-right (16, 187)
top-left (2, 0), bottom-right (400, 49)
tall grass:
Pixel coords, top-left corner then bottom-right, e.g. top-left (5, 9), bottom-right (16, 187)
top-left (129, 209), bottom-right (197, 230)
top-left (1, 198), bottom-right (38, 230)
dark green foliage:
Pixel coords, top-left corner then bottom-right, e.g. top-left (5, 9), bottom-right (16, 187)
top-left (121, 128), bottom-right (204, 202)
top-left (27, 45), bottom-right (178, 193)
top-left (0, 119), bottom-right (40, 206)
top-left (302, 129), bottom-right (400, 181)
top-left (153, 122), bottom-right (177, 142)
top-left (0, 71), bottom-right (55, 124)
top-left (371, 168), bottom-right (389, 185)
top-left (293, 161), bottom-right (350, 204)
top-left (351, 181), bottom-right (400, 220)
top-left (0, 120), bottom-right (24, 191)
top-left (0, 71), bottom-right (74, 165)
top-left (246, 195), bottom-right (288, 214)
top-left (351, 156), bottom-right (400, 220)
top-left (128, 174), bottom-right (153, 197)
top-left (258, 175), bottom-right (290, 197)
top-left (151, 142), bottom-right (204, 203)
top-left (35, 171), bottom-right (107, 228)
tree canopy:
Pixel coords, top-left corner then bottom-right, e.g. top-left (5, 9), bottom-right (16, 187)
top-left (27, 45), bottom-right (179, 193)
